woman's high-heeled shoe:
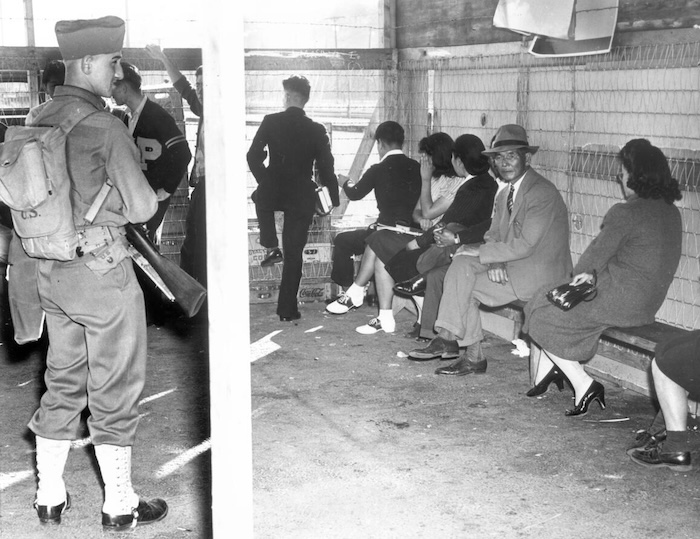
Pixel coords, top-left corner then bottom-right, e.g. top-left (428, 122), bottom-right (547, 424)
top-left (526, 368), bottom-right (567, 397)
top-left (565, 380), bottom-right (606, 417)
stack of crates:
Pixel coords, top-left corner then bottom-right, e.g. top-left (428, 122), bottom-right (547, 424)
top-left (249, 213), bottom-right (339, 305)
top-left (158, 182), bottom-right (189, 265)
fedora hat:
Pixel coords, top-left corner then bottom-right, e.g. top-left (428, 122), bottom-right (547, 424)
top-left (482, 124), bottom-right (539, 155)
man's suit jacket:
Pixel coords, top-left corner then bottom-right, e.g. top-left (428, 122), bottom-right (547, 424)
top-left (479, 168), bottom-right (572, 300)
top-left (247, 106), bottom-right (339, 212)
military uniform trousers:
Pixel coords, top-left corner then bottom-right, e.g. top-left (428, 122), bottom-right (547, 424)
top-left (28, 256), bottom-right (147, 447)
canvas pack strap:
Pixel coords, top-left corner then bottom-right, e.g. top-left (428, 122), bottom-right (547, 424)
top-left (35, 102), bottom-right (113, 227)
top-left (83, 179), bottom-right (113, 225)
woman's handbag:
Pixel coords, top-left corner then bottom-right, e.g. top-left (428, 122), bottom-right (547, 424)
top-left (546, 271), bottom-right (597, 311)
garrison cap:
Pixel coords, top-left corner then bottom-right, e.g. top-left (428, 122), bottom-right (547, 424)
top-left (55, 16), bottom-right (125, 60)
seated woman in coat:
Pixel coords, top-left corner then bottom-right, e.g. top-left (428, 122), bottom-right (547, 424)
top-left (524, 138), bottom-right (683, 416)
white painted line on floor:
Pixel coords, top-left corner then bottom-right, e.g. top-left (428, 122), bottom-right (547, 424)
top-left (250, 330), bottom-right (283, 362)
top-left (305, 325), bottom-right (323, 333)
top-left (70, 388), bottom-right (174, 449)
top-left (140, 388), bottom-right (177, 405)
top-left (71, 437), bottom-right (91, 449)
top-left (154, 438), bottom-right (211, 479)
top-left (3, 390), bottom-right (175, 488)
top-left (0, 470), bottom-right (33, 491)
top-left (251, 401), bottom-right (273, 418)
top-left (71, 412), bottom-right (152, 449)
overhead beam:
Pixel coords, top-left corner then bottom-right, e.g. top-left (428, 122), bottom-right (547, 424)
top-left (244, 48), bottom-right (394, 71)
top-left (0, 47), bottom-right (203, 72)
top-left (394, 0), bottom-right (700, 49)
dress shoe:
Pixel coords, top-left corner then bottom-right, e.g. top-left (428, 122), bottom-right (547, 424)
top-left (279, 312), bottom-right (301, 322)
top-left (565, 380), bottom-right (606, 417)
top-left (35, 492), bottom-right (71, 525)
top-left (102, 498), bottom-right (168, 531)
top-left (628, 445), bottom-right (692, 472)
top-left (393, 274), bottom-right (426, 296)
top-left (435, 356), bottom-right (487, 376)
top-left (627, 428), bottom-right (667, 452)
top-left (260, 248), bottom-right (283, 267)
top-left (408, 336), bottom-right (459, 360)
top-left (526, 367), bottom-right (568, 397)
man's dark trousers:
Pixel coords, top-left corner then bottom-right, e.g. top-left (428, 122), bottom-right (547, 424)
top-left (256, 187), bottom-right (315, 318)
top-left (330, 228), bottom-right (374, 288)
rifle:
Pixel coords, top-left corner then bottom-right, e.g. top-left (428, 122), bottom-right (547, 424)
top-left (125, 223), bottom-right (207, 318)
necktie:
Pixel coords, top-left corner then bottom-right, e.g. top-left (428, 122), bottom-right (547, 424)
top-left (507, 184), bottom-right (515, 214)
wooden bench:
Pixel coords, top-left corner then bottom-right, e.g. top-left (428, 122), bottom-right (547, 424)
top-left (483, 299), bottom-right (691, 397)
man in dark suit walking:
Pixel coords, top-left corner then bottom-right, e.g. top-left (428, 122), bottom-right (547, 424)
top-left (247, 75), bottom-right (340, 321)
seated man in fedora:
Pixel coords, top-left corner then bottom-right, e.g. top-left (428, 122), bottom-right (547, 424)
top-left (408, 124), bottom-right (572, 376)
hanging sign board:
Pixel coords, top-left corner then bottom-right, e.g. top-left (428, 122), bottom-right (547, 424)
top-left (492, 0), bottom-right (619, 58)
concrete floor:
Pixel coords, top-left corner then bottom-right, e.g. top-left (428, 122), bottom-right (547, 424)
top-left (249, 300), bottom-right (700, 539)
top-left (2, 297), bottom-right (699, 538)
top-left (0, 314), bottom-right (212, 539)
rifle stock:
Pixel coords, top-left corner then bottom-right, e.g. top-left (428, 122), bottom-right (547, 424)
top-left (125, 224), bottom-right (207, 318)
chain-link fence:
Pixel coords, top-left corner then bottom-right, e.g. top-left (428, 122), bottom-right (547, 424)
top-left (246, 40), bottom-right (700, 329)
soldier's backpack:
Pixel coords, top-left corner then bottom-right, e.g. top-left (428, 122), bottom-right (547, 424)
top-left (0, 108), bottom-right (99, 261)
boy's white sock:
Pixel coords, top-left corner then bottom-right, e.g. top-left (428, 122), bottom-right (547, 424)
top-left (377, 309), bottom-right (395, 332)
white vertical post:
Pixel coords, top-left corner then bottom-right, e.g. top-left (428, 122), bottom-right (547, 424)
top-left (203, 2), bottom-right (253, 537)
top-left (24, 0), bottom-right (40, 110)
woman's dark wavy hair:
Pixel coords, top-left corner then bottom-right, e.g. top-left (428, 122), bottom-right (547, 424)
top-left (418, 132), bottom-right (456, 178)
top-left (453, 134), bottom-right (490, 176)
top-left (618, 139), bottom-right (681, 203)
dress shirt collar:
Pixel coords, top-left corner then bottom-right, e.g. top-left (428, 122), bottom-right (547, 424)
top-left (508, 170), bottom-right (528, 200)
top-left (128, 95), bottom-right (148, 135)
top-left (129, 95), bottom-right (147, 118)
top-left (380, 149), bottom-right (404, 162)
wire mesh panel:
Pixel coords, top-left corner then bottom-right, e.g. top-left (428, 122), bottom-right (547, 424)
top-left (396, 42), bottom-right (700, 329)
top-left (245, 69), bottom-right (387, 224)
top-left (242, 40), bottom-right (700, 329)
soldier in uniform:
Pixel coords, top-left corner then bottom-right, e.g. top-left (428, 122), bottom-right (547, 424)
top-left (20, 16), bottom-right (168, 531)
